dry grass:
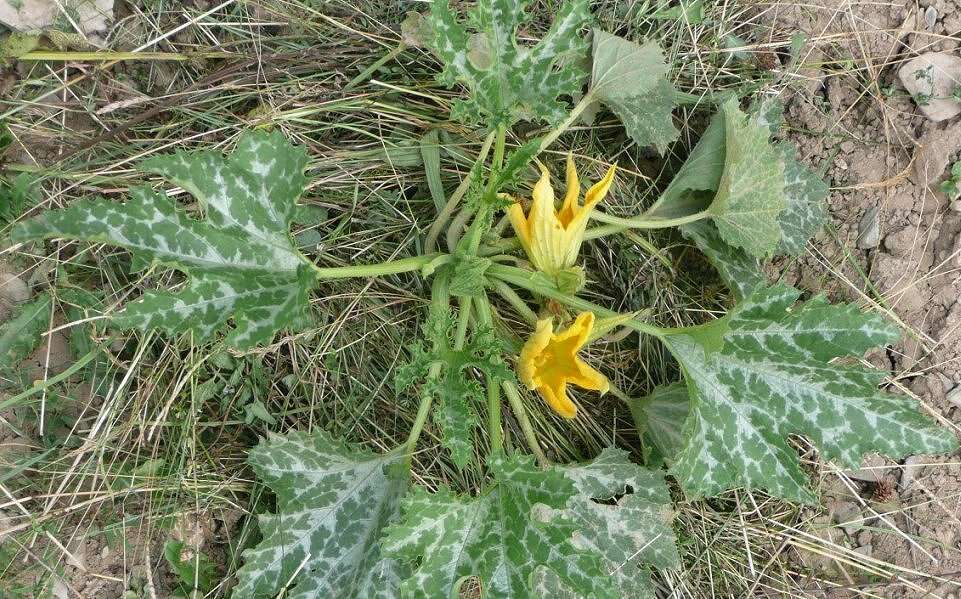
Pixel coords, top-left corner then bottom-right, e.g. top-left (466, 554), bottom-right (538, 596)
top-left (0, 0), bottom-right (958, 597)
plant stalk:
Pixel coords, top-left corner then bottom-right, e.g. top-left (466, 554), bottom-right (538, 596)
top-left (311, 254), bottom-right (446, 280)
top-left (502, 380), bottom-right (549, 467)
top-left (403, 275), bottom-right (450, 460)
top-left (487, 263), bottom-right (665, 338)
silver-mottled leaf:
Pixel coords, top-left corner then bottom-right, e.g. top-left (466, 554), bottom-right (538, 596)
top-left (776, 143), bottom-right (828, 255)
top-left (235, 431), bottom-right (407, 599)
top-left (590, 30), bottom-right (678, 153)
top-left (663, 285), bottom-right (958, 503)
top-left (534, 448), bottom-right (679, 599)
top-left (428, 0), bottom-right (590, 125)
top-left (13, 131), bottom-right (313, 348)
top-left (383, 454), bottom-right (617, 599)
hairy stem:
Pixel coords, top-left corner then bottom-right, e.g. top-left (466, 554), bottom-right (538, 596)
top-left (487, 263), bottom-right (665, 338)
top-left (474, 293), bottom-right (503, 454)
top-left (404, 275), bottom-right (450, 460)
top-left (491, 280), bottom-right (538, 325)
top-left (426, 129), bottom-right (497, 253)
top-left (502, 380), bottom-right (549, 467)
top-left (590, 209), bottom-right (711, 230)
top-left (312, 254), bottom-right (446, 280)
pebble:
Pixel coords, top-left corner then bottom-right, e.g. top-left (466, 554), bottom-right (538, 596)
top-left (841, 455), bottom-right (891, 483)
top-left (828, 500), bottom-right (863, 536)
top-left (947, 385), bottom-right (961, 409)
top-left (924, 6), bottom-right (938, 30)
top-left (898, 52), bottom-right (961, 122)
top-left (857, 206), bottom-right (881, 249)
top-left (853, 543), bottom-right (873, 559)
top-left (900, 455), bottom-right (927, 490)
top-left (951, 199), bottom-right (961, 212)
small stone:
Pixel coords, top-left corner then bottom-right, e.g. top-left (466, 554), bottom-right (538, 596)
top-left (900, 455), bottom-right (927, 490)
top-left (857, 206), bottom-right (881, 249)
top-left (856, 530), bottom-right (873, 547)
top-left (853, 543), bottom-right (873, 559)
top-left (841, 455), bottom-right (891, 483)
top-left (951, 199), bottom-right (961, 212)
top-left (827, 500), bottom-right (863, 536)
top-left (898, 52), bottom-right (961, 122)
top-left (938, 372), bottom-right (956, 392)
top-left (947, 385), bottom-right (961, 409)
top-left (924, 6), bottom-right (938, 30)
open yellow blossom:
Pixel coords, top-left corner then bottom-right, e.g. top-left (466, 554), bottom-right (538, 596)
top-left (518, 312), bottom-right (609, 419)
top-left (506, 156), bottom-right (616, 275)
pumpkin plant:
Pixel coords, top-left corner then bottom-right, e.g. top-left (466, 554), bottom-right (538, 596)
top-left (11, 1), bottom-right (956, 596)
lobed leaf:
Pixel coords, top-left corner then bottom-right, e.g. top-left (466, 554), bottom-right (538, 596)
top-left (427, 0), bottom-right (590, 126)
top-left (396, 308), bottom-right (511, 467)
top-left (12, 131), bottom-right (315, 349)
top-left (0, 292), bottom-right (51, 374)
top-left (707, 99), bottom-right (786, 258)
top-left (662, 285), bottom-right (958, 502)
top-left (630, 382), bottom-right (690, 467)
top-left (234, 431), bottom-right (408, 599)
top-left (533, 448), bottom-right (680, 598)
top-left (590, 30), bottom-right (679, 153)
top-left (383, 453), bottom-right (618, 599)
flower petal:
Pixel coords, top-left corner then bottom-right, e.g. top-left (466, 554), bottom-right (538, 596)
top-left (518, 318), bottom-right (554, 390)
top-left (584, 164), bottom-right (617, 209)
top-left (506, 196), bottom-right (533, 257)
top-left (529, 167), bottom-right (564, 272)
top-left (538, 380), bottom-right (577, 419)
top-left (558, 153), bottom-right (579, 227)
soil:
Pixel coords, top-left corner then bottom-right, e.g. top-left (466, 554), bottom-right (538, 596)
top-left (760, 0), bottom-right (961, 596)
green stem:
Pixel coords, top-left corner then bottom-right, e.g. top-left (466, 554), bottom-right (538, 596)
top-left (536, 93), bottom-right (597, 156)
top-left (590, 209), bottom-right (710, 230)
top-left (487, 264), bottom-right (665, 338)
top-left (345, 43), bottom-right (406, 90)
top-left (453, 296), bottom-right (473, 350)
top-left (426, 129), bottom-right (497, 253)
top-left (312, 254), bottom-right (447, 280)
top-left (404, 275), bottom-right (450, 460)
top-left (474, 293), bottom-right (503, 454)
top-left (502, 380), bottom-right (549, 467)
top-left (491, 280), bottom-right (538, 325)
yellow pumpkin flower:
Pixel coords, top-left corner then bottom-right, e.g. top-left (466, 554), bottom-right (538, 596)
top-left (506, 156), bottom-right (616, 275)
top-left (518, 312), bottom-right (609, 419)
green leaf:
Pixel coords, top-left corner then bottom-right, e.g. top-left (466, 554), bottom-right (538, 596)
top-left (427, 0), bottom-right (590, 126)
top-left (383, 453), bottom-right (618, 599)
top-left (662, 285), bottom-right (958, 503)
top-left (12, 131), bottom-right (315, 349)
top-left (447, 253), bottom-right (491, 298)
top-left (680, 220), bottom-right (765, 300)
top-left (396, 308), bottom-right (511, 467)
top-left (590, 30), bottom-right (678, 153)
top-left (163, 539), bottom-right (216, 596)
top-left (420, 129), bottom-right (446, 212)
top-left (776, 143), bottom-right (828, 255)
top-left (707, 99), bottom-right (786, 258)
top-left (0, 292), bottom-right (51, 374)
top-left (234, 431), bottom-right (408, 599)
top-left (630, 383), bottom-right (690, 467)
top-left (0, 173), bottom-right (39, 226)
top-left (532, 448), bottom-right (680, 598)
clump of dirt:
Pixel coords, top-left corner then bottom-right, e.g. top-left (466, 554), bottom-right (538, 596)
top-left (759, 0), bottom-right (961, 593)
